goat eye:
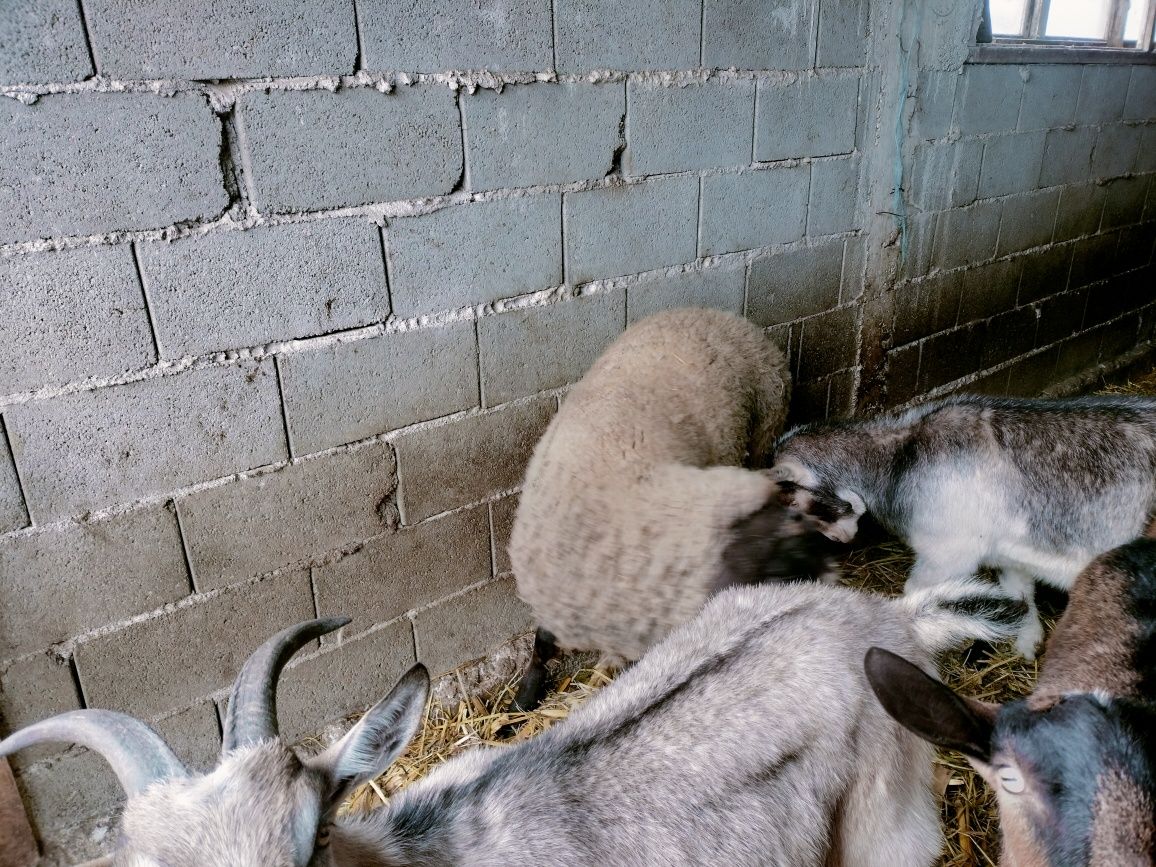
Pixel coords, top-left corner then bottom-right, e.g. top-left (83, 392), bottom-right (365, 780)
top-left (998, 767), bottom-right (1026, 794)
top-left (316, 825), bottom-right (331, 847)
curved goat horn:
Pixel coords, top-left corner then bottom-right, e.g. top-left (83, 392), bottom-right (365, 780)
top-left (0, 710), bottom-right (188, 796)
top-left (222, 616), bottom-right (351, 753)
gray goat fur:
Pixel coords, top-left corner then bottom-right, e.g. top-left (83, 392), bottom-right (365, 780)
top-left (867, 538), bottom-right (1156, 866)
top-left (773, 394), bottom-right (1156, 658)
top-left (511, 306), bottom-right (827, 664)
top-left (0, 580), bottom-right (1027, 867)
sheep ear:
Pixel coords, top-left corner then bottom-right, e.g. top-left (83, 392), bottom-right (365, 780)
top-left (864, 647), bottom-right (996, 762)
top-left (308, 664), bottom-right (430, 805)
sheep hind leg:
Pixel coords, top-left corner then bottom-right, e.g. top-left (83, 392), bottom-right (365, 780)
top-left (509, 628), bottom-right (560, 714)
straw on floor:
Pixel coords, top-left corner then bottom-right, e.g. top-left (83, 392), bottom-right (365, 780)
top-left (340, 368), bottom-right (1156, 865)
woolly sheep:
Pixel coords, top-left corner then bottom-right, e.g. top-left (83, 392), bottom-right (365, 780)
top-left (0, 576), bottom-right (1028, 867)
top-left (508, 307), bottom-right (837, 706)
top-left (772, 394), bottom-right (1156, 659)
top-left (866, 537), bottom-right (1156, 866)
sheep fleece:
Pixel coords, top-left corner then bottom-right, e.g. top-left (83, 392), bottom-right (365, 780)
top-left (510, 307), bottom-right (790, 661)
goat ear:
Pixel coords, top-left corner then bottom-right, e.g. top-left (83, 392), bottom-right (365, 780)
top-left (766, 459), bottom-right (817, 487)
top-left (864, 647), bottom-right (996, 762)
top-left (309, 664), bottom-right (430, 805)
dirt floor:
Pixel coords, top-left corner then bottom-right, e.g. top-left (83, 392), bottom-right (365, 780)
top-left (343, 365), bottom-right (1156, 866)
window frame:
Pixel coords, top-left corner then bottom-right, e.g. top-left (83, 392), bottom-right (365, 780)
top-left (982, 0), bottom-right (1156, 51)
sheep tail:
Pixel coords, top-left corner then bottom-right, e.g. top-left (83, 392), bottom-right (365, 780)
top-left (900, 578), bottom-right (1029, 654)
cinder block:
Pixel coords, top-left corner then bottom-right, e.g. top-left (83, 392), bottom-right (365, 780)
top-left (1075, 65), bottom-right (1131, 124)
top-left (0, 652), bottom-right (80, 767)
top-left (1054, 183), bottom-right (1106, 242)
top-left (239, 87), bottom-right (461, 213)
top-left (1116, 226), bottom-right (1156, 273)
top-left (625, 79), bottom-right (755, 175)
top-left (0, 507), bottom-right (189, 659)
top-left (137, 222), bottom-right (388, 359)
top-left (997, 189), bottom-right (1060, 256)
top-left (275, 618), bottom-right (415, 742)
top-left (314, 506), bottom-right (490, 629)
top-left (917, 323), bottom-right (983, 391)
top-left (1090, 125), bottom-right (1141, 179)
top-left (0, 422), bottom-right (28, 535)
top-left (82, 0), bottom-right (354, 79)
top-left (755, 76), bottom-right (858, 160)
top-left (178, 442), bottom-right (397, 592)
top-left (796, 305), bottom-right (858, 380)
top-left (0, 247), bottom-right (153, 394)
top-left (395, 396), bottom-right (554, 522)
top-left (931, 200), bottom-right (1001, 271)
top-left (978, 131), bottom-right (1046, 199)
top-left (626, 266), bottom-right (746, 323)
top-left (1069, 233), bottom-right (1119, 289)
top-left (885, 343), bottom-right (921, 408)
top-left (1053, 328), bottom-right (1104, 380)
top-left (909, 140), bottom-right (982, 211)
top-left (479, 293), bottom-right (624, 406)
top-left (1005, 347), bottom-right (1059, 395)
top-left (387, 195), bottom-right (562, 315)
top-left (747, 239), bottom-right (845, 327)
top-left (464, 82), bottom-right (624, 190)
top-left (553, 0), bottom-right (700, 72)
top-left (1084, 275), bottom-right (1146, 328)
top-left (699, 166), bottom-right (808, 256)
top-left (1034, 287), bottom-right (1088, 346)
top-left (816, 0), bottom-right (868, 67)
top-left (5, 363), bottom-right (286, 522)
top-left (891, 273), bottom-right (963, 346)
top-left (1139, 127), bottom-right (1156, 173)
top-left (358, 0), bottom-right (552, 71)
top-left (702, 0), bottom-right (814, 70)
top-left (1017, 65), bottom-right (1081, 130)
top-left (1125, 67), bottom-right (1156, 121)
top-left (957, 259), bottom-right (1022, 325)
top-left (808, 157), bottom-right (860, 235)
top-left (1019, 244), bottom-right (1074, 304)
top-left (955, 65), bottom-right (1024, 136)
top-left (564, 177), bottom-right (698, 284)
top-left (1102, 176), bottom-right (1150, 230)
top-left (912, 71), bottom-right (958, 141)
top-left (489, 495), bottom-right (518, 575)
top-left (1099, 311), bottom-right (1142, 361)
top-left (901, 211), bottom-right (938, 280)
top-left (1039, 127), bottom-right (1097, 188)
top-left (0, 0), bottom-right (91, 85)
top-left (74, 570), bottom-right (314, 719)
top-left (0, 94), bottom-right (226, 244)
top-left (15, 700), bottom-right (220, 832)
top-left (279, 323), bottom-right (478, 455)
top-left (413, 577), bottom-right (533, 675)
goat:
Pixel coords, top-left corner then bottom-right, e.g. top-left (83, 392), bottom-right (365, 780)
top-left (510, 306), bottom-right (837, 710)
top-left (0, 579), bottom-right (1027, 866)
top-left (772, 394), bottom-right (1156, 658)
top-left (865, 537), bottom-right (1156, 866)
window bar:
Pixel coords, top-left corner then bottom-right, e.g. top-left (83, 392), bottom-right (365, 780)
top-left (1026, 0), bottom-right (1050, 38)
top-left (1144, 0), bottom-right (1156, 49)
top-left (1107, 0), bottom-right (1130, 46)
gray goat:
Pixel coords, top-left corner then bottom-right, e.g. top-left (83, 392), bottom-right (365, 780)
top-left (866, 537), bottom-right (1156, 866)
top-left (1, 579), bottom-right (1026, 867)
top-left (773, 395), bottom-right (1156, 658)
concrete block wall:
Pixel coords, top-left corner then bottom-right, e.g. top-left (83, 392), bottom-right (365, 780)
top-left (0, 0), bottom-right (1151, 861)
top-left (877, 59), bottom-right (1156, 406)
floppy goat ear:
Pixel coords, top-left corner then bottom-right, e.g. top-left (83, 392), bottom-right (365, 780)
top-left (308, 664), bottom-right (431, 806)
top-left (864, 647), bottom-right (997, 762)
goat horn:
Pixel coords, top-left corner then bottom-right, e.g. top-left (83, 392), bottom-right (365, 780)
top-left (0, 710), bottom-right (188, 796)
top-left (222, 616), bottom-right (351, 753)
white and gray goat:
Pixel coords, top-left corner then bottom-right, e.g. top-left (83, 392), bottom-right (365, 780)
top-left (1, 580), bottom-right (1026, 867)
top-left (866, 537), bottom-right (1156, 866)
top-left (772, 395), bottom-right (1156, 658)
